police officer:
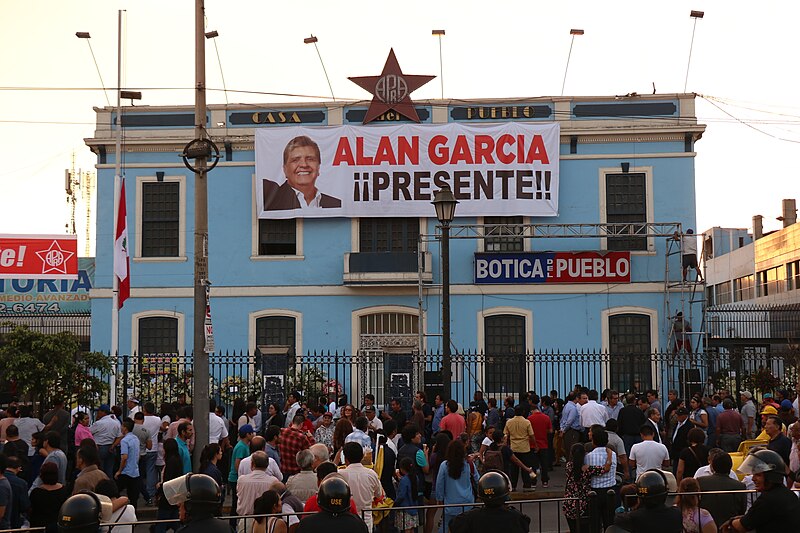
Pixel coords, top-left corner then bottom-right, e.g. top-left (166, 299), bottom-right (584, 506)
top-left (57, 491), bottom-right (112, 533)
top-left (297, 474), bottom-right (368, 533)
top-left (721, 449), bottom-right (800, 532)
top-left (449, 471), bottom-right (531, 533)
top-left (163, 473), bottom-right (229, 533)
top-left (609, 469), bottom-right (682, 533)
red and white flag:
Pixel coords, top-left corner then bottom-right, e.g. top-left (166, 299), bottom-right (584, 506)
top-left (114, 178), bottom-right (130, 308)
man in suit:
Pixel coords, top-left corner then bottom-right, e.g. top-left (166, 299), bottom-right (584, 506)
top-left (669, 407), bottom-right (691, 473)
top-left (263, 135), bottom-right (341, 211)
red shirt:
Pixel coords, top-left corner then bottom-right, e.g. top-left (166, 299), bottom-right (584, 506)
top-left (527, 411), bottom-right (551, 449)
top-left (439, 413), bottom-right (466, 437)
top-left (303, 493), bottom-right (358, 515)
top-left (279, 426), bottom-right (315, 476)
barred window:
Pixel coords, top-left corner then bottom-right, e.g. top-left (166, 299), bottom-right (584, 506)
top-left (484, 216), bottom-right (524, 252)
top-left (484, 314), bottom-right (526, 394)
top-left (256, 316), bottom-right (296, 351)
top-left (605, 173), bottom-right (647, 251)
top-left (258, 219), bottom-right (297, 255)
top-left (359, 218), bottom-right (418, 253)
top-left (608, 313), bottom-right (652, 392)
top-left (141, 182), bottom-right (180, 257)
top-left (138, 317), bottom-right (178, 355)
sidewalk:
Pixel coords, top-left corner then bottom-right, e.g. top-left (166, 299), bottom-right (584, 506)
top-left (508, 461), bottom-right (568, 500)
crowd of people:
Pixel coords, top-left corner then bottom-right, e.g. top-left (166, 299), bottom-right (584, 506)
top-left (0, 383), bottom-right (799, 533)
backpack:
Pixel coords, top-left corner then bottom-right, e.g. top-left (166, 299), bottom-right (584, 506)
top-left (482, 448), bottom-right (504, 472)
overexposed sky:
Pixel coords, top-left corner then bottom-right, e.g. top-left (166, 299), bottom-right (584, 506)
top-left (1, 0), bottom-right (799, 253)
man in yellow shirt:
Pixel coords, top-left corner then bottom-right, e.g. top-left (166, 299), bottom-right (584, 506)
top-left (503, 405), bottom-right (538, 491)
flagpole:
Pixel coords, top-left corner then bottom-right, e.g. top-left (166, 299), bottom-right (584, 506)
top-left (110, 9), bottom-right (123, 408)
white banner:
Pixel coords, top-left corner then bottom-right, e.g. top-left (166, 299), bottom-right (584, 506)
top-left (255, 123), bottom-right (559, 218)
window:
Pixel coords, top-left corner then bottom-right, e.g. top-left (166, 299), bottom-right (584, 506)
top-left (256, 316), bottom-right (296, 352)
top-left (484, 314), bottom-right (526, 394)
top-left (258, 219), bottom-right (297, 255)
top-left (141, 182), bottom-right (180, 257)
top-left (734, 275), bottom-right (754, 302)
top-left (608, 313), bottom-right (652, 391)
top-left (138, 317), bottom-right (178, 355)
top-left (605, 172), bottom-right (647, 251)
top-left (757, 266), bottom-right (784, 297)
top-left (359, 218), bottom-right (419, 253)
top-left (484, 216), bottom-right (524, 252)
top-left (715, 281), bottom-right (732, 304)
top-left (788, 260), bottom-right (800, 291)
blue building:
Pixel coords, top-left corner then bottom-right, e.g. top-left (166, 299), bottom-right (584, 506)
top-left (86, 94), bottom-right (706, 406)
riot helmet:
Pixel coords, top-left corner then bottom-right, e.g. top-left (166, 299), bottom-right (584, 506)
top-left (477, 471), bottom-right (511, 506)
top-left (317, 474), bottom-right (351, 514)
top-left (58, 492), bottom-right (113, 533)
top-left (163, 473), bottom-right (221, 516)
top-left (635, 469), bottom-right (668, 508)
top-left (737, 449), bottom-right (787, 485)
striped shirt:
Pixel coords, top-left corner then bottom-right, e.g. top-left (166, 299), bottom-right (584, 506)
top-left (584, 446), bottom-right (617, 489)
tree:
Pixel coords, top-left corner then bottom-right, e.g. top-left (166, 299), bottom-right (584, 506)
top-left (0, 325), bottom-right (112, 415)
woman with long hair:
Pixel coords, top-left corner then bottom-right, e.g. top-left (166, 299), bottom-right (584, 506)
top-left (424, 431), bottom-right (453, 533)
top-left (562, 442), bottom-right (611, 533)
top-left (155, 438), bottom-right (183, 533)
top-left (688, 395), bottom-right (709, 431)
top-left (675, 477), bottom-right (717, 533)
top-left (199, 443), bottom-right (224, 491)
top-left (263, 402), bottom-right (285, 430)
top-left (434, 439), bottom-right (478, 533)
top-left (252, 489), bottom-right (286, 533)
top-left (331, 418), bottom-right (353, 465)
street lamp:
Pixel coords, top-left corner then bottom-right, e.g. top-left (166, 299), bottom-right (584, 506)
top-left (432, 185), bottom-right (458, 399)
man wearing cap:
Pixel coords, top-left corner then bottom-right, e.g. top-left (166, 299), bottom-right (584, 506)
top-left (363, 405), bottom-right (382, 432)
top-left (669, 407), bottom-right (691, 473)
top-left (228, 423), bottom-right (255, 523)
top-left (779, 399), bottom-right (797, 428)
top-left (127, 398), bottom-right (141, 417)
top-left (739, 391), bottom-right (756, 439)
top-left (313, 411), bottom-right (334, 452)
top-left (90, 404), bottom-right (122, 479)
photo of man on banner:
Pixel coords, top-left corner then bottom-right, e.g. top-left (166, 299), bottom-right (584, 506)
top-left (262, 135), bottom-right (342, 211)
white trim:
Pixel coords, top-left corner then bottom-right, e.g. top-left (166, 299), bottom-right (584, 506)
top-left (134, 174), bottom-right (187, 260)
top-left (476, 216), bottom-right (531, 252)
top-left (476, 307), bottom-right (534, 396)
top-left (351, 217), bottom-right (427, 253)
top-left (130, 309), bottom-right (186, 356)
top-left (351, 304), bottom-right (423, 356)
top-left (248, 309), bottom-right (303, 356)
top-left (600, 306), bottom-right (659, 391)
top-left (598, 166), bottom-right (655, 252)
top-left (251, 174), bottom-right (303, 259)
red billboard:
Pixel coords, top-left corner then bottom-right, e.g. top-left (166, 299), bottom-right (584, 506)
top-left (0, 235), bottom-right (78, 279)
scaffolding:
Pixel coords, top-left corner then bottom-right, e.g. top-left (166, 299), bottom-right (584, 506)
top-left (418, 221), bottom-right (707, 354)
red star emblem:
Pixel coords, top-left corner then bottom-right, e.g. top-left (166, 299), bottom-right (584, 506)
top-left (35, 240), bottom-right (75, 275)
top-left (349, 49), bottom-right (435, 124)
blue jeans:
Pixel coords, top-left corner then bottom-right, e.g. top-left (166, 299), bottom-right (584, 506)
top-left (98, 444), bottom-right (115, 479)
top-left (142, 452), bottom-right (158, 500)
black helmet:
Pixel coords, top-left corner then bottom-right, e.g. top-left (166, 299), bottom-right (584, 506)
top-left (635, 469), bottom-right (668, 508)
top-left (58, 492), bottom-right (102, 533)
top-left (317, 475), bottom-right (351, 514)
top-left (477, 471), bottom-right (511, 506)
top-left (737, 449), bottom-right (787, 485)
top-left (184, 474), bottom-right (220, 514)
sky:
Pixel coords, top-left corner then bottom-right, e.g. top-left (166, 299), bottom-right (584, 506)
top-left (2, 0), bottom-right (799, 256)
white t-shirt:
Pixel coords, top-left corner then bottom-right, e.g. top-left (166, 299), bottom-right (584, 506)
top-left (142, 415), bottom-right (162, 452)
top-left (209, 412), bottom-right (229, 444)
top-left (481, 436), bottom-right (493, 447)
top-left (629, 440), bottom-right (670, 477)
top-left (103, 505), bottom-right (136, 533)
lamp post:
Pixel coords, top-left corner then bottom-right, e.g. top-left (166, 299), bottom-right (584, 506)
top-left (432, 186), bottom-right (458, 398)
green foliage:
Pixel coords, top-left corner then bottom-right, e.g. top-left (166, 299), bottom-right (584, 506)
top-left (741, 366), bottom-right (782, 395)
top-left (0, 325), bottom-right (112, 412)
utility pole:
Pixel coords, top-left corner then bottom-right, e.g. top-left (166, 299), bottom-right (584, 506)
top-left (191, 0), bottom-right (210, 466)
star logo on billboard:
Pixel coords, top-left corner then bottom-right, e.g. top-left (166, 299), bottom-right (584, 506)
top-left (35, 240), bottom-right (75, 275)
top-left (349, 49), bottom-right (435, 124)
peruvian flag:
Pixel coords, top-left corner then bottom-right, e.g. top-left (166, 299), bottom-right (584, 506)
top-left (114, 178), bottom-right (130, 308)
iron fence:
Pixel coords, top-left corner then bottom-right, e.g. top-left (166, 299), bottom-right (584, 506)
top-left (52, 349), bottom-right (797, 419)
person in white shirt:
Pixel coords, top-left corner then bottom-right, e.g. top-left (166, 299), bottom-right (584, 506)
top-left (126, 398), bottom-right (141, 417)
top-left (338, 442), bottom-right (383, 532)
top-left (208, 406), bottom-right (229, 446)
top-left (284, 392), bottom-right (302, 428)
top-left (95, 479), bottom-right (137, 533)
top-left (237, 436), bottom-right (283, 481)
top-left (580, 390), bottom-right (609, 430)
top-left (693, 448), bottom-right (738, 480)
top-left (237, 402), bottom-right (258, 430)
top-left (628, 423), bottom-right (670, 478)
